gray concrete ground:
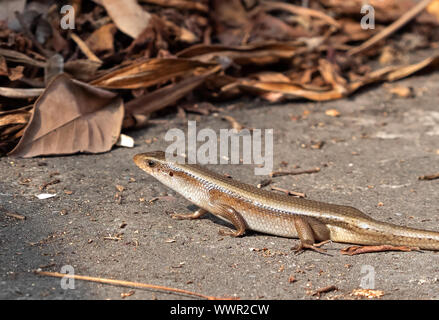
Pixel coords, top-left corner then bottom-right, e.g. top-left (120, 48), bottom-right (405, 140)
top-left (1, 67), bottom-right (438, 300)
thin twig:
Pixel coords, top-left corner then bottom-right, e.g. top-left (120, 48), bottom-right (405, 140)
top-left (418, 173), bottom-right (439, 181)
top-left (256, 179), bottom-right (272, 188)
top-left (70, 33), bottom-right (103, 63)
top-left (312, 285), bottom-right (338, 297)
top-left (39, 179), bottom-right (61, 191)
top-left (35, 270), bottom-right (237, 300)
top-left (260, 1), bottom-right (340, 29)
top-left (270, 186), bottom-right (306, 198)
top-left (348, 0), bottom-right (433, 56)
top-left (5, 212), bottom-right (26, 220)
top-left (270, 167), bottom-right (320, 177)
top-left (103, 235), bottom-right (122, 241)
top-left (340, 245), bottom-right (420, 255)
top-left (221, 115), bottom-right (247, 132)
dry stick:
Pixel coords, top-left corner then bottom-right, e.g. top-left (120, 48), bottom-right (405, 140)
top-left (35, 270), bottom-right (235, 300)
top-left (5, 212), bottom-right (26, 220)
top-left (221, 115), bottom-right (245, 132)
top-left (340, 245), bottom-right (420, 256)
top-left (70, 33), bottom-right (102, 63)
top-left (39, 179), bottom-right (61, 191)
top-left (312, 285), bottom-right (338, 297)
top-left (139, 0), bottom-right (209, 13)
top-left (256, 179), bottom-right (272, 188)
top-left (259, 1), bottom-right (340, 28)
top-left (348, 0), bottom-right (433, 56)
top-left (270, 186), bottom-right (306, 198)
top-left (418, 173), bottom-right (439, 181)
top-left (270, 167), bottom-right (320, 177)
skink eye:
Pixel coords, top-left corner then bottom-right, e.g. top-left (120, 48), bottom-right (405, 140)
top-left (147, 160), bottom-right (156, 167)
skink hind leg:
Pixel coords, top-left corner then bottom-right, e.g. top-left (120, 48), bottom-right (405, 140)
top-left (214, 204), bottom-right (246, 237)
top-left (171, 208), bottom-right (207, 220)
top-left (293, 217), bottom-right (331, 255)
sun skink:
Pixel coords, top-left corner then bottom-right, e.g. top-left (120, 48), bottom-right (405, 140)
top-left (133, 151), bottom-right (439, 252)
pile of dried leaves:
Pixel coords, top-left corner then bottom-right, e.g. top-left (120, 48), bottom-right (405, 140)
top-left (1, 0), bottom-right (439, 157)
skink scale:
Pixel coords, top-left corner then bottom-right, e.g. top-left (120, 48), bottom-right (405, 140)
top-left (134, 151), bottom-right (439, 252)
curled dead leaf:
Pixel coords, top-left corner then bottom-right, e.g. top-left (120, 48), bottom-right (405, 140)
top-left (91, 58), bottom-right (217, 89)
top-left (351, 289), bottom-right (384, 299)
top-left (325, 109), bottom-right (340, 117)
top-left (387, 86), bottom-right (414, 98)
top-left (9, 74), bottom-right (124, 158)
top-left (101, 0), bottom-right (151, 39)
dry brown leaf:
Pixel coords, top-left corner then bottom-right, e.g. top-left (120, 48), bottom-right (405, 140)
top-left (64, 60), bottom-right (103, 82)
top-left (0, 106), bottom-right (32, 154)
top-left (351, 289), bottom-right (385, 299)
top-left (139, 0), bottom-right (208, 13)
top-left (325, 109), bottom-right (340, 117)
top-left (348, 0), bottom-right (434, 56)
top-left (226, 80), bottom-right (346, 101)
top-left (427, 0), bottom-right (439, 20)
top-left (86, 23), bottom-right (117, 54)
top-left (176, 42), bottom-right (305, 64)
top-left (70, 33), bottom-right (102, 63)
top-left (418, 173), bottom-right (439, 180)
top-left (318, 59), bottom-right (348, 94)
top-left (387, 86), bottom-right (413, 98)
top-left (162, 18), bottom-right (198, 44)
top-left (321, 0), bottom-right (427, 23)
top-left (251, 71), bottom-right (291, 82)
top-left (0, 109), bottom-right (30, 127)
top-left (211, 0), bottom-right (251, 45)
top-left (124, 65), bottom-right (221, 128)
top-left (340, 245), bottom-right (419, 255)
top-left (0, 87), bottom-right (44, 98)
top-left (250, 11), bottom-right (312, 42)
top-left (337, 19), bottom-right (374, 43)
top-left (9, 74), bottom-right (124, 158)
top-left (220, 51), bottom-right (439, 102)
top-left (385, 54), bottom-right (439, 81)
top-left (261, 1), bottom-right (341, 29)
top-left (8, 65), bottom-right (24, 81)
top-left (0, 55), bottom-right (8, 76)
top-left (101, 0), bottom-right (152, 39)
top-left (379, 46), bottom-right (400, 65)
top-left (0, 48), bottom-right (46, 68)
top-left (91, 58), bottom-right (217, 89)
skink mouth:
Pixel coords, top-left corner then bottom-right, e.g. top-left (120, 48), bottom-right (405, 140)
top-left (133, 153), bottom-right (153, 172)
top-left (133, 153), bottom-right (143, 166)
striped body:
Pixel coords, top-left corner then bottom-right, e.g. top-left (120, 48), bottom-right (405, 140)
top-left (134, 151), bottom-right (439, 250)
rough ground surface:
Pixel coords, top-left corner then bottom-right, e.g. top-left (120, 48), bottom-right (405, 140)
top-left (1, 69), bottom-right (438, 300)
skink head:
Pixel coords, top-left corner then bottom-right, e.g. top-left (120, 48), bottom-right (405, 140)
top-left (134, 151), bottom-right (191, 190)
top-left (133, 151), bottom-right (170, 174)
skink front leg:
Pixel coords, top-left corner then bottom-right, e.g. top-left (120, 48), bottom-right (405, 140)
top-left (171, 204), bottom-right (246, 237)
